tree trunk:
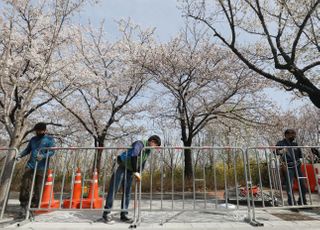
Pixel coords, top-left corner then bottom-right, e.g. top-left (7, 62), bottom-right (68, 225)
top-left (93, 137), bottom-right (104, 174)
top-left (183, 137), bottom-right (193, 179)
top-left (184, 147), bottom-right (193, 179)
top-left (225, 128), bottom-right (232, 170)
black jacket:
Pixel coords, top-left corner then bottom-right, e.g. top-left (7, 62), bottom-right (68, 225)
top-left (276, 139), bottom-right (302, 164)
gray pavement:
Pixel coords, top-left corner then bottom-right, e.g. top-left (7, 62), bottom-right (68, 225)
top-left (2, 199), bottom-right (320, 229)
top-left (4, 212), bottom-right (320, 230)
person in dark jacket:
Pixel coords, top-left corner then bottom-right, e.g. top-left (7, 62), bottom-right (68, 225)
top-left (16, 122), bottom-right (55, 209)
top-left (276, 129), bottom-right (307, 206)
top-left (102, 135), bottom-right (161, 224)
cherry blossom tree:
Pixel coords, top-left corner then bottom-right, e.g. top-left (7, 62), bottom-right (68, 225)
top-left (0, 0), bottom-right (93, 204)
top-left (143, 26), bottom-right (273, 177)
top-left (51, 20), bottom-right (154, 171)
top-left (184, 0), bottom-right (320, 108)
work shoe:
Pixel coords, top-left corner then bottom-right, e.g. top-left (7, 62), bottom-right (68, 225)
top-left (17, 205), bottom-right (27, 218)
top-left (30, 203), bottom-right (39, 208)
top-left (102, 215), bottom-right (115, 224)
top-left (297, 200), bottom-right (307, 206)
top-left (120, 215), bottom-right (133, 223)
top-left (290, 208), bottom-right (299, 212)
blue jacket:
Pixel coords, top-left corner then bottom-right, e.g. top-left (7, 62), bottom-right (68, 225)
top-left (20, 135), bottom-right (55, 170)
top-left (118, 140), bottom-right (150, 172)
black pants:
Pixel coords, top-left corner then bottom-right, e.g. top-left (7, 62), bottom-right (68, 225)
top-left (284, 166), bottom-right (307, 205)
top-left (19, 168), bottom-right (45, 208)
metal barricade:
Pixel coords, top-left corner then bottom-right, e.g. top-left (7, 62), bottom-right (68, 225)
top-left (0, 147), bottom-right (18, 220)
top-left (20, 145), bottom-right (320, 226)
top-left (245, 146), bottom-right (320, 224)
top-left (134, 146), bottom-right (252, 226)
top-left (21, 146), bottom-right (252, 226)
top-left (23, 147), bottom-right (140, 222)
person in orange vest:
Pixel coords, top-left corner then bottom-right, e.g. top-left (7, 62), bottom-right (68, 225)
top-left (102, 135), bottom-right (161, 224)
top-left (15, 122), bottom-right (55, 212)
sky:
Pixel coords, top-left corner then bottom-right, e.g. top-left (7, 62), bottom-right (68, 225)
top-left (80, 0), bottom-right (184, 42)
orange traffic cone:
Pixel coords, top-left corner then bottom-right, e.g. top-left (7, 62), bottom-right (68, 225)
top-left (63, 168), bottom-right (82, 208)
top-left (81, 169), bottom-right (103, 208)
top-left (35, 169), bottom-right (60, 214)
top-left (87, 170), bottom-right (99, 200)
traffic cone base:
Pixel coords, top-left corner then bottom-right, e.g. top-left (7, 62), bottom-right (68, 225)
top-left (34, 201), bottom-right (60, 214)
top-left (78, 169), bottom-right (103, 209)
top-left (63, 199), bottom-right (81, 209)
top-left (63, 168), bottom-right (83, 209)
top-left (62, 169), bottom-right (103, 209)
top-left (63, 198), bottom-right (103, 209)
top-left (80, 197), bottom-right (103, 209)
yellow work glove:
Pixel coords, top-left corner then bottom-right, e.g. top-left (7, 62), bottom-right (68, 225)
top-left (133, 172), bottom-right (141, 182)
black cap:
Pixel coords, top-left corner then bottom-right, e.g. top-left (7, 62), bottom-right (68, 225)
top-left (33, 122), bottom-right (47, 131)
top-left (148, 135), bottom-right (161, 146)
top-left (284, 129), bottom-right (295, 135)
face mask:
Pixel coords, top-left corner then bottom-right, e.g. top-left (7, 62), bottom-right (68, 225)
top-left (37, 133), bottom-right (45, 137)
top-left (288, 137), bottom-right (295, 142)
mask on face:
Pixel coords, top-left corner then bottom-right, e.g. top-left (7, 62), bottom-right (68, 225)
top-left (37, 133), bottom-right (45, 138)
top-left (288, 137), bottom-right (295, 142)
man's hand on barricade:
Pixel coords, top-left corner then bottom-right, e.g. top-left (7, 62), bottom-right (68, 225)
top-left (133, 172), bottom-right (141, 182)
top-left (278, 148), bottom-right (288, 154)
top-left (15, 155), bottom-right (22, 162)
top-left (36, 154), bottom-right (44, 161)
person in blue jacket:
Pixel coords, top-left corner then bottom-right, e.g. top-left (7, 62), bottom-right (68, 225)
top-left (16, 122), bottom-right (55, 209)
top-left (102, 135), bottom-right (161, 224)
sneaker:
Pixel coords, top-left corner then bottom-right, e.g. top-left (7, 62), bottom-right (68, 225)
top-left (290, 208), bottom-right (299, 212)
top-left (120, 215), bottom-right (133, 223)
top-left (17, 206), bottom-right (27, 218)
top-left (31, 203), bottom-right (38, 208)
top-left (297, 200), bottom-right (307, 206)
top-left (103, 215), bottom-right (115, 224)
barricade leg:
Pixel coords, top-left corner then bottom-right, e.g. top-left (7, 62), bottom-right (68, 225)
top-left (0, 148), bottom-right (18, 221)
top-left (244, 148), bottom-right (264, 227)
top-left (130, 180), bottom-right (138, 228)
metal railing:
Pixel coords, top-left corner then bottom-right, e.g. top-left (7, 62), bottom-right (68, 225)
top-left (134, 146), bottom-right (251, 226)
top-left (20, 146), bottom-right (252, 226)
top-left (0, 147), bottom-right (18, 220)
top-left (23, 147), bottom-right (138, 220)
top-left (6, 145), bottom-right (320, 227)
top-left (245, 146), bottom-right (320, 224)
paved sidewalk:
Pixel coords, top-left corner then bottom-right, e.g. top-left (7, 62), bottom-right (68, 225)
top-left (4, 221), bottom-right (320, 230)
top-left (3, 199), bottom-right (320, 229)
top-left (4, 209), bottom-right (320, 230)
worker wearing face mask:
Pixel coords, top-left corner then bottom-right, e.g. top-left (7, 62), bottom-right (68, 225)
top-left (15, 122), bottom-right (55, 212)
top-left (276, 129), bottom-right (307, 206)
